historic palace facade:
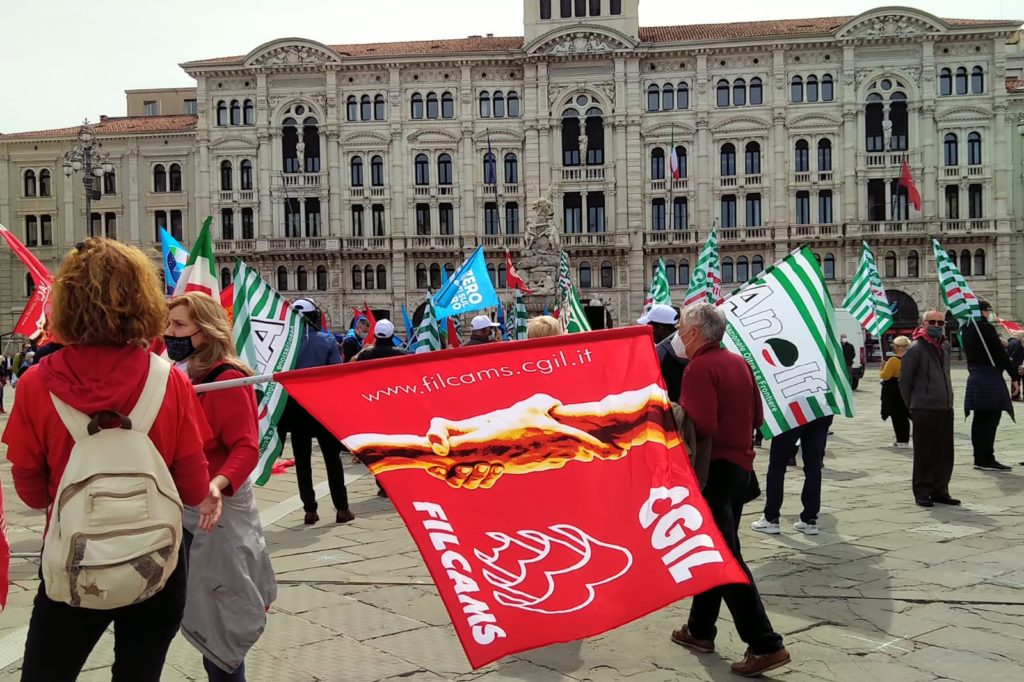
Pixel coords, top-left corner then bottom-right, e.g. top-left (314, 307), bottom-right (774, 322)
top-left (2, 2), bottom-right (1024, 332)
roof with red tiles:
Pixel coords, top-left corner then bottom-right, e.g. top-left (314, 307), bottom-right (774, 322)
top-left (0, 115), bottom-right (197, 140)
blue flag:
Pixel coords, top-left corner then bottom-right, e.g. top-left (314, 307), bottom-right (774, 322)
top-left (496, 300), bottom-right (508, 340)
top-left (434, 246), bottom-right (501, 321)
top-left (402, 304), bottom-right (418, 351)
top-left (160, 228), bottom-right (189, 296)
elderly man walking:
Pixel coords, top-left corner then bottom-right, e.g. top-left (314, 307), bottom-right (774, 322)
top-left (669, 303), bottom-right (789, 677)
top-left (900, 309), bottom-right (960, 507)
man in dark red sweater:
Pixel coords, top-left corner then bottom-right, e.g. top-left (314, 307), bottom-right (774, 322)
top-left (669, 303), bottom-right (789, 678)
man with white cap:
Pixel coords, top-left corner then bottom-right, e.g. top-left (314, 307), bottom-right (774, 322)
top-left (640, 304), bottom-right (687, 402)
top-left (639, 304), bottom-right (680, 345)
top-left (354, 319), bottom-right (410, 362)
top-left (465, 314), bottom-right (502, 346)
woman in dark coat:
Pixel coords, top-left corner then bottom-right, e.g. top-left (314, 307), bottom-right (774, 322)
top-left (962, 301), bottom-right (1015, 471)
top-left (880, 335), bottom-right (912, 447)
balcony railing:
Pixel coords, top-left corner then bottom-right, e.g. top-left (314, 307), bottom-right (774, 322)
top-left (478, 234), bottom-right (525, 249)
top-left (650, 178), bottom-right (691, 192)
top-left (344, 236), bottom-right (390, 251)
top-left (744, 175), bottom-right (762, 187)
top-left (943, 167), bottom-right (960, 178)
top-left (719, 227), bottom-right (773, 242)
top-left (281, 173), bottom-right (322, 188)
top-left (561, 166), bottom-right (606, 182)
top-left (239, 190), bottom-right (255, 201)
top-left (858, 221), bottom-right (929, 235)
top-left (941, 219), bottom-right (994, 232)
top-left (350, 187), bottom-right (365, 198)
top-left (267, 238), bottom-right (327, 251)
top-left (967, 165), bottom-right (983, 176)
top-left (720, 176), bottom-right (737, 188)
top-left (370, 187), bottom-right (387, 197)
top-left (817, 172), bottom-right (833, 183)
top-left (214, 239), bottom-right (257, 253)
top-left (561, 232), bottom-right (629, 248)
top-left (793, 172), bottom-right (811, 184)
top-left (789, 224), bottom-right (842, 239)
top-left (218, 191), bottom-right (234, 202)
top-left (406, 235), bottom-right (462, 250)
top-left (644, 230), bottom-right (696, 246)
top-left (862, 151), bottom-right (919, 169)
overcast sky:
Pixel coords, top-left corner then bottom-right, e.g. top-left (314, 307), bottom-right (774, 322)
top-left (1, 0), bottom-right (1019, 133)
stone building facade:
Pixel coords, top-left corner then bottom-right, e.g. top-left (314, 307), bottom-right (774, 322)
top-left (2, 2), bottom-right (1024, 335)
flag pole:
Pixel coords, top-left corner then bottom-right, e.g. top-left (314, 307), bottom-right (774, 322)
top-left (969, 316), bottom-right (997, 367)
top-left (668, 126), bottom-right (674, 231)
top-left (193, 373), bottom-right (275, 394)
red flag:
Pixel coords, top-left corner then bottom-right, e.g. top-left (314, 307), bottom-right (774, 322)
top-left (219, 284), bottom-right (235, 326)
top-left (505, 249), bottom-right (533, 294)
top-left (899, 159), bottom-right (922, 211)
top-left (0, 480), bottom-right (10, 609)
top-left (275, 328), bottom-right (748, 669)
top-left (1, 224), bottom-right (54, 339)
top-left (446, 318), bottom-right (461, 348)
top-left (363, 303), bottom-right (378, 347)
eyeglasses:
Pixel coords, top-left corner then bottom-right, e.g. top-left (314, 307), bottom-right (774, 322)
top-left (925, 320), bottom-right (944, 327)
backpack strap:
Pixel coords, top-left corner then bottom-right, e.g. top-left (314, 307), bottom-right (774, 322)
top-left (127, 355), bottom-right (172, 435)
top-left (50, 394), bottom-right (92, 443)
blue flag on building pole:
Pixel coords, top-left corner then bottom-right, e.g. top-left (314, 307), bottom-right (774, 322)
top-left (160, 227), bottom-right (189, 296)
top-left (433, 246), bottom-right (501, 321)
top-left (402, 304), bottom-right (417, 351)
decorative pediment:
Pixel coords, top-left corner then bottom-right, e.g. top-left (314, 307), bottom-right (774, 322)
top-left (472, 129), bottom-right (524, 145)
top-left (710, 116), bottom-right (770, 135)
top-left (209, 136), bottom-right (258, 150)
top-left (527, 26), bottom-right (637, 56)
top-left (936, 106), bottom-right (994, 123)
top-left (788, 113), bottom-right (842, 129)
top-left (836, 8), bottom-right (947, 39)
top-left (641, 122), bottom-right (696, 139)
top-left (406, 129), bottom-right (462, 145)
top-left (244, 38), bottom-right (342, 69)
top-left (340, 131), bottom-right (391, 147)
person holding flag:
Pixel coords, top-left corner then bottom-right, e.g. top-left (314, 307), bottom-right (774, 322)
top-left (465, 314), bottom-right (502, 346)
top-left (961, 300), bottom-right (1015, 472)
top-left (341, 316), bottom-right (371, 362)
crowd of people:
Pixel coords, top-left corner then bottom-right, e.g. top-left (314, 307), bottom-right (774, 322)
top-left (3, 237), bottom-right (1022, 680)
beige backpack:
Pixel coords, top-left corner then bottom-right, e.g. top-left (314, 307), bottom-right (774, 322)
top-left (42, 355), bottom-right (184, 610)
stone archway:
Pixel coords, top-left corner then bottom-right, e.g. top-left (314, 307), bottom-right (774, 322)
top-left (887, 289), bottom-right (919, 328)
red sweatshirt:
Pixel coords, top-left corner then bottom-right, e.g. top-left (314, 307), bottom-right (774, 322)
top-left (196, 364), bottom-right (259, 495)
top-left (2, 345), bottom-right (212, 513)
top-left (680, 343), bottom-right (763, 472)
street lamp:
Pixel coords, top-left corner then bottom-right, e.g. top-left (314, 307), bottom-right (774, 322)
top-left (63, 120), bottom-right (114, 237)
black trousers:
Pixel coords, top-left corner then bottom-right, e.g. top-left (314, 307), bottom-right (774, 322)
top-left (687, 460), bottom-right (784, 656)
top-left (890, 412), bottom-right (911, 444)
top-left (21, 548), bottom-right (187, 682)
top-left (911, 409), bottom-right (955, 500)
top-left (277, 397), bottom-right (349, 512)
top-left (764, 416), bottom-right (832, 524)
top-left (971, 410), bottom-right (1002, 464)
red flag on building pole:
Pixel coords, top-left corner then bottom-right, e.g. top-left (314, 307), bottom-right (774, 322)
top-left (899, 158), bottom-right (922, 211)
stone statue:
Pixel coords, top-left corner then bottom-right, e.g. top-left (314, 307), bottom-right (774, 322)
top-left (296, 137), bottom-right (306, 172)
top-left (578, 133), bottom-right (588, 166)
top-left (882, 118), bottom-right (893, 152)
top-left (518, 196), bottom-right (563, 296)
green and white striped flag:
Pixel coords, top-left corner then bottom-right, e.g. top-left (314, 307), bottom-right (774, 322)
top-left (720, 246), bottom-right (854, 437)
top-left (842, 241), bottom-right (894, 337)
top-left (232, 259), bottom-right (304, 484)
top-left (415, 294), bottom-right (441, 353)
top-left (557, 251), bottom-right (572, 301)
top-left (514, 288), bottom-right (529, 340)
top-left (561, 285), bottom-right (592, 334)
top-left (683, 224), bottom-right (722, 307)
top-left (645, 258), bottom-right (673, 311)
top-left (933, 239), bottom-right (980, 321)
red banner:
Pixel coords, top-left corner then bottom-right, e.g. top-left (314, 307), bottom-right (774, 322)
top-left (276, 327), bottom-right (748, 669)
top-left (0, 480), bottom-right (9, 609)
top-left (1, 225), bottom-right (54, 339)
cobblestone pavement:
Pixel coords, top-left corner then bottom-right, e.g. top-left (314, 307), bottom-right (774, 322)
top-left (2, 367), bottom-right (1024, 681)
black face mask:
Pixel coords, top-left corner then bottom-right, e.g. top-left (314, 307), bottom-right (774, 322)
top-left (164, 332), bottom-right (198, 362)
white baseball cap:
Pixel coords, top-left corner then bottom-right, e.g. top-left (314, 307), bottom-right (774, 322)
top-left (292, 298), bottom-right (317, 314)
top-left (637, 304), bottom-right (679, 326)
top-left (471, 314), bottom-right (501, 331)
top-left (374, 319), bottom-right (395, 338)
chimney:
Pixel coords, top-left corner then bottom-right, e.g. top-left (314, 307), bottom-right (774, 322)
top-left (486, 33), bottom-right (494, 37)
top-left (100, 115), bottom-right (108, 122)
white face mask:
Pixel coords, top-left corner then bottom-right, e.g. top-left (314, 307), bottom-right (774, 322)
top-left (671, 332), bottom-right (687, 359)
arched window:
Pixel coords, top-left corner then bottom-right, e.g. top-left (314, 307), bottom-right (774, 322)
top-left (716, 79), bottom-right (730, 108)
top-left (744, 142), bottom-right (761, 175)
top-left (352, 265), bottom-right (363, 290)
top-left (967, 132), bottom-right (982, 165)
top-left (651, 148), bottom-right (665, 180)
top-left (415, 154), bottom-right (430, 185)
top-left (296, 266), bottom-right (308, 291)
top-left (504, 153), bottom-right (519, 183)
top-left (426, 92), bottom-right (439, 119)
top-left (487, 263), bottom-right (497, 287)
top-left (751, 255), bottom-right (764, 276)
top-left (411, 93), bottom-right (424, 119)
top-left (377, 265), bottom-right (387, 290)
top-left (674, 146), bottom-right (687, 179)
top-left (732, 78), bottom-right (746, 106)
top-left (974, 249), bottom-right (986, 276)
top-left (939, 68), bottom-right (952, 96)
top-left (243, 99), bottom-right (255, 125)
top-left (647, 84), bottom-right (660, 112)
top-left (169, 163), bottom-right (182, 192)
top-left (429, 263), bottom-right (442, 289)
top-left (351, 156), bottom-right (364, 187)
top-left (791, 76), bottom-right (804, 102)
top-left (823, 253), bottom-right (835, 280)
top-left (821, 74), bottom-right (834, 102)
top-left (483, 152), bottom-right (497, 184)
top-left (579, 261), bottom-right (592, 289)
top-left (794, 139), bottom-right (809, 173)
top-left (38, 169), bottom-right (51, 197)
top-left (347, 96), bottom-right (358, 121)
top-left (507, 91), bottom-right (520, 118)
top-left (907, 250), bottom-right (919, 278)
top-left (360, 95), bottom-right (372, 121)
top-left (944, 133), bottom-right (958, 166)
top-left (678, 258), bottom-right (690, 284)
top-left (889, 92), bottom-right (908, 152)
top-left (664, 260), bottom-right (676, 286)
top-left (153, 164), bottom-right (166, 192)
top-left (416, 263), bottom-right (428, 289)
top-left (749, 77), bottom-right (763, 105)
top-left (316, 265), bottom-right (328, 291)
top-left (437, 153), bottom-right (453, 185)
top-left (584, 107), bottom-right (604, 165)
top-left (238, 160), bottom-right (251, 190)
top-left (493, 91), bottom-right (506, 118)
top-left (865, 94), bottom-right (884, 151)
top-left (817, 139), bottom-right (832, 171)
top-left (971, 66), bottom-right (984, 94)
top-left (374, 94), bottom-right (387, 120)
top-left (736, 256), bottom-right (749, 283)
top-left (479, 91), bottom-right (491, 117)
top-left (371, 155), bottom-right (385, 186)
top-left (600, 261), bottom-right (613, 288)
top-left (806, 75), bottom-right (819, 103)
top-left (885, 251), bottom-right (897, 279)
top-left (722, 257), bottom-right (734, 284)
top-left (230, 100), bottom-right (241, 126)
top-left (676, 82), bottom-right (689, 109)
top-left (955, 67), bottom-right (968, 95)
top-left (277, 266), bottom-right (289, 291)
top-left (498, 261), bottom-right (508, 286)
top-left (720, 143), bottom-right (736, 176)
top-left (216, 101), bottom-right (228, 126)
top-left (959, 249), bottom-right (972, 276)
top-left (220, 160), bottom-right (232, 191)
top-left (662, 83), bottom-right (674, 110)
top-left (221, 268), bottom-right (232, 289)
top-left (441, 92), bottom-right (455, 119)
top-left (23, 170), bottom-right (36, 197)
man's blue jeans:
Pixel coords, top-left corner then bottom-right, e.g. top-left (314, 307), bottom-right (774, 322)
top-left (764, 415), bottom-right (833, 524)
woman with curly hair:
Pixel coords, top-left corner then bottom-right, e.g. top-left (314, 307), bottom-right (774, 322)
top-left (2, 238), bottom-right (213, 682)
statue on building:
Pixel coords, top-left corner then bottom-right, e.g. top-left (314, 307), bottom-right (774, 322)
top-left (296, 135), bottom-right (306, 172)
top-left (882, 118), bottom-right (893, 152)
top-left (518, 196), bottom-right (562, 295)
top-left (578, 132), bottom-right (589, 166)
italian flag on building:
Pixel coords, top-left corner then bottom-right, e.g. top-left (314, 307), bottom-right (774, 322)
top-left (173, 216), bottom-right (219, 298)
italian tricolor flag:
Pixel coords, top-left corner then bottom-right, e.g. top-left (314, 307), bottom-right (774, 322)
top-left (173, 216), bottom-right (220, 299)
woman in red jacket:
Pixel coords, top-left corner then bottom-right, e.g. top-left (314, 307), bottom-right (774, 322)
top-left (2, 238), bottom-right (214, 682)
top-left (166, 292), bottom-right (276, 682)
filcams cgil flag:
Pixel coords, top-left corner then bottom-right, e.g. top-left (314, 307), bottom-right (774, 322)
top-left (433, 246), bottom-right (501, 321)
top-left (274, 328), bottom-right (748, 669)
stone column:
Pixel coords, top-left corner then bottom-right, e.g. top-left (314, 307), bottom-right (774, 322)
top-left (127, 149), bottom-right (140, 243)
top-left (326, 129), bottom-right (342, 237)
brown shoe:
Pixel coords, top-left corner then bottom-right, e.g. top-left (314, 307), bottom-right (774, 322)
top-left (303, 511), bottom-right (319, 525)
top-left (336, 508), bottom-right (355, 524)
top-left (670, 625), bottom-right (715, 654)
top-left (730, 648), bottom-right (790, 677)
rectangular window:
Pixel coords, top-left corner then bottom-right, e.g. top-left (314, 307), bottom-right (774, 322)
top-left (745, 194), bottom-right (762, 227)
top-left (589, 0), bottom-right (600, 16)
top-left (143, 101), bottom-right (158, 116)
top-left (540, 0), bottom-right (552, 19)
top-left (721, 195), bottom-right (737, 228)
top-left (170, 210), bottom-right (183, 241)
top-left (90, 212), bottom-right (102, 238)
top-left (221, 208), bottom-right (234, 240)
top-left (183, 99), bottom-right (198, 115)
top-left (673, 197), bottom-right (688, 229)
top-left (103, 213), bottom-right (116, 240)
top-left (372, 204), bottom-right (386, 236)
top-left (439, 203), bottom-right (454, 235)
top-left (969, 184), bottom-right (983, 218)
top-left (795, 191), bottom-right (811, 224)
top-left (241, 207), bottom-right (254, 239)
top-left (284, 199), bottom-right (301, 237)
top-left (351, 205), bottom-right (364, 236)
top-left (305, 199), bottom-right (321, 237)
top-left (154, 211), bottom-right (167, 241)
top-left (41, 215), bottom-right (53, 245)
top-left (103, 172), bottom-right (117, 194)
top-left (24, 216), bottom-right (37, 247)
top-left (563, 192), bottom-right (582, 234)
top-left (560, 0), bottom-right (572, 18)
top-left (867, 179), bottom-right (886, 222)
top-left (818, 190), bottom-right (833, 224)
top-left (651, 199), bottom-right (666, 230)
top-left (587, 192), bottom-right (605, 233)
top-left (944, 186), bottom-right (960, 219)
top-left (506, 202), bottom-right (520, 234)
top-left (416, 203), bottom-right (432, 235)
top-left (484, 202), bottom-right (500, 235)
top-left (610, 0), bottom-right (622, 14)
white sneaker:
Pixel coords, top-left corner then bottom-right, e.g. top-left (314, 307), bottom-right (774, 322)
top-left (893, 442), bottom-right (909, 449)
top-left (794, 521), bottom-right (819, 536)
top-left (751, 516), bottom-right (781, 534)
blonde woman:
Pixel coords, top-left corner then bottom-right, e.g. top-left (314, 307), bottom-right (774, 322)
top-left (166, 293), bottom-right (276, 682)
top-left (880, 336), bottom-right (912, 448)
top-left (527, 315), bottom-right (562, 339)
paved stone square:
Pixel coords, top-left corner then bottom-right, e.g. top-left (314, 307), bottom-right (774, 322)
top-left (2, 366), bottom-right (1024, 681)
